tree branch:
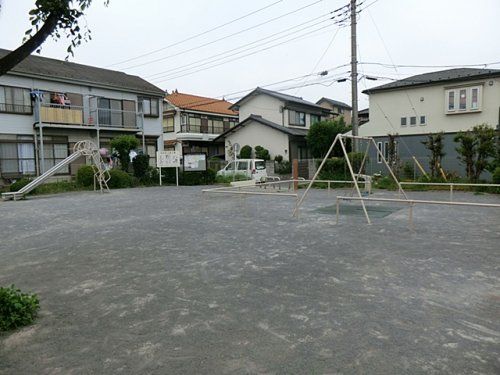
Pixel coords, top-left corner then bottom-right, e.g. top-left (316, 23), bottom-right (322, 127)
top-left (0, 13), bottom-right (60, 77)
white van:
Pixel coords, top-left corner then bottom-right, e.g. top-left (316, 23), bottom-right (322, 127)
top-left (217, 159), bottom-right (268, 182)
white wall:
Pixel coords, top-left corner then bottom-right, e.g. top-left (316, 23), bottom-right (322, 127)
top-left (237, 94), bottom-right (284, 125)
top-left (360, 77), bottom-right (500, 137)
top-left (224, 120), bottom-right (289, 161)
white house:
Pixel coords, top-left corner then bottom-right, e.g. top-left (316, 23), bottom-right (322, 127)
top-left (359, 68), bottom-right (500, 175)
top-left (0, 48), bottom-right (164, 185)
top-left (215, 87), bottom-right (331, 161)
top-left (163, 91), bottom-right (238, 158)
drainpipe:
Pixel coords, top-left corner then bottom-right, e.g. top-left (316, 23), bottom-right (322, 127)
top-left (37, 93), bottom-right (45, 174)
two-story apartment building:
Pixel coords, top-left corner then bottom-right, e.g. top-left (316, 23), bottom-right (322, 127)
top-left (316, 97), bottom-right (352, 124)
top-left (163, 91), bottom-right (238, 158)
top-left (358, 68), bottom-right (500, 175)
top-left (215, 87), bottom-right (331, 161)
top-left (0, 49), bottom-right (164, 185)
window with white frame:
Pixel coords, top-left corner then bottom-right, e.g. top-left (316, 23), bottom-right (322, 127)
top-left (420, 115), bottom-right (426, 125)
top-left (445, 85), bottom-right (482, 113)
top-left (400, 117), bottom-right (407, 126)
top-left (410, 116), bottom-right (417, 126)
top-left (288, 110), bottom-right (306, 126)
top-left (0, 85), bottom-right (32, 114)
top-left (384, 141), bottom-right (389, 160)
top-left (377, 141), bottom-right (382, 163)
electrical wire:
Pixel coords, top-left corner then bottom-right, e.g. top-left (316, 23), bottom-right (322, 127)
top-left (105, 0), bottom-right (284, 67)
top-left (120, 0), bottom-right (329, 71)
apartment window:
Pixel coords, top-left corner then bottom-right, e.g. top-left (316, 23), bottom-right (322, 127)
top-left (384, 141), bottom-right (389, 160)
top-left (0, 86), bottom-right (32, 114)
top-left (163, 115), bottom-right (174, 132)
top-left (377, 141), bottom-right (383, 163)
top-left (400, 117), bottom-right (407, 126)
top-left (446, 86), bottom-right (482, 113)
top-left (339, 107), bottom-right (344, 114)
top-left (459, 89), bottom-right (467, 110)
top-left (311, 114), bottom-right (321, 125)
top-left (43, 142), bottom-right (69, 173)
top-left (98, 98), bottom-right (123, 126)
top-left (471, 88), bottom-right (479, 109)
top-left (289, 110), bottom-right (306, 126)
top-left (420, 115), bottom-right (426, 125)
top-left (0, 139), bottom-right (36, 176)
top-left (448, 91), bottom-right (455, 111)
top-left (139, 97), bottom-right (159, 117)
top-left (410, 116), bottom-right (417, 126)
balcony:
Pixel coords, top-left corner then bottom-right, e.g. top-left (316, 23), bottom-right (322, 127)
top-left (40, 104), bottom-right (84, 125)
top-left (180, 123), bottom-right (228, 134)
top-left (37, 103), bottom-right (142, 130)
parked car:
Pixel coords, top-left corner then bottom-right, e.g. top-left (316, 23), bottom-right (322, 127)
top-left (217, 159), bottom-right (268, 182)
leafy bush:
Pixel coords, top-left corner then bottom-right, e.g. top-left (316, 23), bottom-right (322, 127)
top-left (275, 160), bottom-right (291, 174)
top-left (132, 154), bottom-right (150, 180)
top-left (239, 145), bottom-right (252, 159)
top-left (9, 178), bottom-right (32, 192)
top-left (318, 157), bottom-right (346, 180)
top-left (0, 285), bottom-right (40, 331)
top-left (33, 181), bottom-right (80, 195)
top-left (161, 168), bottom-right (216, 185)
top-left (274, 154), bottom-right (283, 163)
top-left (347, 152), bottom-right (367, 173)
top-left (493, 167), bottom-right (500, 184)
top-left (110, 135), bottom-right (139, 171)
top-left (402, 161), bottom-right (415, 180)
top-left (76, 165), bottom-right (95, 187)
top-left (108, 169), bottom-right (134, 189)
top-left (306, 118), bottom-right (348, 158)
top-left (254, 145), bottom-right (270, 160)
top-left (374, 176), bottom-right (397, 190)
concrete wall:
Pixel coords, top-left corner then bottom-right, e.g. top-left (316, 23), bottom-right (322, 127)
top-left (360, 77), bottom-right (500, 138)
top-left (363, 133), bottom-right (492, 180)
top-left (223, 120), bottom-right (289, 161)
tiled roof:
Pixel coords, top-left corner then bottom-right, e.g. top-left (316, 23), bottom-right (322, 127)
top-left (316, 97), bottom-right (352, 109)
top-left (0, 48), bottom-right (164, 96)
top-left (214, 114), bottom-right (307, 141)
top-left (230, 87), bottom-right (328, 111)
top-left (363, 68), bottom-right (500, 94)
top-left (165, 92), bottom-right (238, 116)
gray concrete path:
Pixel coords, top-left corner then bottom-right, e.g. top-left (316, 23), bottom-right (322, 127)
top-left (0, 187), bottom-right (499, 374)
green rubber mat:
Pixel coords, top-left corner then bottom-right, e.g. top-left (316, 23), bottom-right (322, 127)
top-left (315, 204), bottom-right (402, 218)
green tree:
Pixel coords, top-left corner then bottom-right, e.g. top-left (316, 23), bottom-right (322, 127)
top-left (454, 124), bottom-right (496, 181)
top-left (0, 0), bottom-right (109, 76)
top-left (306, 118), bottom-right (348, 158)
top-left (110, 135), bottom-right (139, 171)
top-left (254, 145), bottom-right (270, 160)
top-left (422, 132), bottom-right (445, 178)
top-left (239, 145), bottom-right (252, 159)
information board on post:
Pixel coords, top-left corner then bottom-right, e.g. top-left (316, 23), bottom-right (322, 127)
top-left (157, 151), bottom-right (181, 186)
top-left (183, 153), bottom-right (207, 172)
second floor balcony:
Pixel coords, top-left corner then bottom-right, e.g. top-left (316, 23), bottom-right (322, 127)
top-left (37, 103), bottom-right (143, 130)
top-left (180, 123), bottom-right (229, 134)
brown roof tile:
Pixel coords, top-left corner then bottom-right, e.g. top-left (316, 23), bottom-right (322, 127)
top-left (165, 92), bottom-right (238, 116)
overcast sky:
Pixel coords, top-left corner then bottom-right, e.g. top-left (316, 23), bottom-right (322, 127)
top-left (1, 0), bottom-right (499, 108)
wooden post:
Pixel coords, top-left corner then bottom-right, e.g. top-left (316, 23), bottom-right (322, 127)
top-left (293, 159), bottom-right (299, 191)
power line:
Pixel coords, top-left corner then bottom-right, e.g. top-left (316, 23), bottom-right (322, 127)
top-left (359, 61), bottom-right (500, 69)
top-left (121, 0), bottom-right (329, 71)
top-left (293, 25), bottom-right (342, 95)
top-left (106, 0), bottom-right (284, 67)
top-left (152, 22), bottom-right (345, 84)
top-left (146, 11), bottom-right (335, 80)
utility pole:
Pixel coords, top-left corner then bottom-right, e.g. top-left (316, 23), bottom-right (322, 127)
top-left (350, 0), bottom-right (359, 152)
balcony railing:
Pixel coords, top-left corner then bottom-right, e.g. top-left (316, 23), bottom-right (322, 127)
top-left (40, 104), bottom-right (84, 125)
top-left (37, 103), bottom-right (142, 130)
top-left (180, 123), bottom-right (228, 134)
